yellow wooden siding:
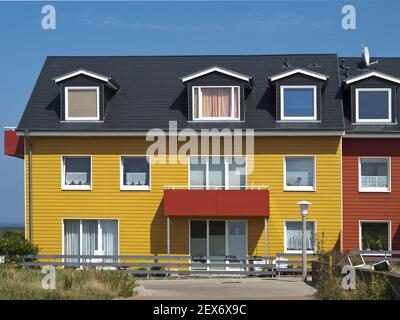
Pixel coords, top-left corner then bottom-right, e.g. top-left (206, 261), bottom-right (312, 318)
top-left (25, 136), bottom-right (341, 256)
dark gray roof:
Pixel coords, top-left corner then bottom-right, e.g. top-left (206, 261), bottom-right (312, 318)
top-left (18, 54), bottom-right (345, 132)
top-left (339, 57), bottom-right (400, 134)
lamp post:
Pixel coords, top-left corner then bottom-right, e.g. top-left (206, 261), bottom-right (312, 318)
top-left (298, 201), bottom-right (311, 282)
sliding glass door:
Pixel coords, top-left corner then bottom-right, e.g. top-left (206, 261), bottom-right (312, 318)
top-left (190, 220), bottom-right (247, 271)
top-left (227, 221), bottom-right (247, 269)
top-left (64, 219), bottom-right (118, 264)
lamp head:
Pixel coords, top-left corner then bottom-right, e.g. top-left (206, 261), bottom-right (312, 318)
top-left (298, 201), bottom-right (311, 217)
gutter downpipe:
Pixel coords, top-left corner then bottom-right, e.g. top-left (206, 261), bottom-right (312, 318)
top-left (24, 130), bottom-right (33, 242)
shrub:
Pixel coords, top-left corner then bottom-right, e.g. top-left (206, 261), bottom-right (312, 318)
top-left (315, 268), bottom-right (394, 300)
top-left (0, 231), bottom-right (38, 264)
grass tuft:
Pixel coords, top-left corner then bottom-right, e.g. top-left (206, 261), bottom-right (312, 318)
top-left (0, 266), bottom-right (136, 300)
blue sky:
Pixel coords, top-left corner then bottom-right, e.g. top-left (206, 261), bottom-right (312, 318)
top-left (0, 0), bottom-right (399, 226)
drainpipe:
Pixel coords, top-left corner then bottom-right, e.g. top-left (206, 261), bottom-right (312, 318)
top-left (24, 130), bottom-right (33, 242)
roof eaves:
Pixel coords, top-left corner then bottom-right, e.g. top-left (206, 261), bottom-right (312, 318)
top-left (269, 68), bottom-right (329, 82)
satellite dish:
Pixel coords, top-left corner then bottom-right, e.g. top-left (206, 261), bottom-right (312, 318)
top-left (362, 45), bottom-right (378, 67)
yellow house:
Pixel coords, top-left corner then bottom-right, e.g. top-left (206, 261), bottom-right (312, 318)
top-left (6, 55), bottom-right (345, 267)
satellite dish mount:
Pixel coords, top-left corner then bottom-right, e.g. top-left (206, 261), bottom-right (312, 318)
top-left (362, 45), bottom-right (379, 67)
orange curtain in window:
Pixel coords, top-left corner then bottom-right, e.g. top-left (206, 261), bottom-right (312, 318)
top-left (202, 88), bottom-right (232, 118)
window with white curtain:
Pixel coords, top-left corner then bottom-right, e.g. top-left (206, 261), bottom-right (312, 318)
top-left (284, 156), bottom-right (315, 191)
top-left (192, 86), bottom-right (240, 120)
top-left (359, 158), bottom-right (390, 192)
top-left (120, 156), bottom-right (151, 190)
top-left (62, 156), bottom-right (91, 190)
top-left (64, 219), bottom-right (118, 263)
top-left (285, 221), bottom-right (315, 253)
top-left (189, 156), bottom-right (246, 190)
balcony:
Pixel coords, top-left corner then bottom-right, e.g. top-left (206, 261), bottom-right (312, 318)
top-left (163, 186), bottom-right (270, 217)
top-left (4, 128), bottom-right (24, 159)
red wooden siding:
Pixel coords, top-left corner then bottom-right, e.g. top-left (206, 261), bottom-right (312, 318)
top-left (164, 189), bottom-right (270, 217)
top-left (343, 138), bottom-right (400, 252)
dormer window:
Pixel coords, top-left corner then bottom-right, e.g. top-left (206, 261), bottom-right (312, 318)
top-left (192, 86), bottom-right (239, 120)
top-left (65, 87), bottom-right (100, 121)
top-left (355, 88), bottom-right (391, 123)
top-left (281, 86), bottom-right (317, 121)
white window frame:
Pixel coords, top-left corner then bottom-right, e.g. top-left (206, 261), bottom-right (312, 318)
top-left (61, 155), bottom-right (92, 190)
top-left (359, 220), bottom-right (392, 253)
top-left (355, 88), bottom-right (392, 123)
top-left (283, 155), bottom-right (316, 192)
top-left (358, 157), bottom-right (391, 192)
top-left (188, 155), bottom-right (247, 190)
top-left (284, 220), bottom-right (317, 254)
top-left (65, 86), bottom-right (100, 121)
top-left (192, 86), bottom-right (240, 121)
top-left (61, 218), bottom-right (120, 258)
top-left (188, 219), bottom-right (248, 271)
top-left (280, 85), bottom-right (317, 121)
top-left (120, 155), bottom-right (151, 191)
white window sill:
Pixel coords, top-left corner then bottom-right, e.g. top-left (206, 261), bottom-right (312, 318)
top-left (120, 186), bottom-right (151, 191)
top-left (62, 185), bottom-right (92, 191)
top-left (359, 188), bottom-right (390, 193)
top-left (359, 251), bottom-right (391, 256)
top-left (190, 118), bottom-right (241, 122)
top-left (284, 186), bottom-right (316, 192)
top-left (353, 120), bottom-right (393, 124)
top-left (279, 118), bottom-right (318, 122)
top-left (284, 250), bottom-right (315, 254)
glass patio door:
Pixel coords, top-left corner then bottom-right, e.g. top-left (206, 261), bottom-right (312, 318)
top-left (190, 220), bottom-right (247, 271)
top-left (227, 221), bottom-right (247, 270)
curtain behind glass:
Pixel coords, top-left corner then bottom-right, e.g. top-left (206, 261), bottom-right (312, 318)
top-left (101, 220), bottom-right (118, 262)
top-left (360, 159), bottom-right (389, 189)
top-left (286, 222), bottom-right (314, 251)
top-left (202, 88), bottom-right (231, 118)
top-left (82, 220), bottom-right (98, 258)
top-left (64, 220), bottom-right (80, 263)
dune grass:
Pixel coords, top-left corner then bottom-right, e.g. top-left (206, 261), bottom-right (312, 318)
top-left (0, 266), bottom-right (136, 300)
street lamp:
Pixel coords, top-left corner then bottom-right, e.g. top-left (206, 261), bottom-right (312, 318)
top-left (298, 201), bottom-right (311, 282)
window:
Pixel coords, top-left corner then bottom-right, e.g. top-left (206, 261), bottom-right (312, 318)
top-left (189, 156), bottom-right (246, 190)
top-left (62, 156), bottom-right (91, 190)
top-left (281, 86), bottom-right (317, 120)
top-left (120, 156), bottom-right (151, 190)
top-left (192, 86), bottom-right (240, 120)
top-left (64, 219), bottom-right (118, 262)
top-left (360, 222), bottom-right (390, 251)
top-left (355, 88), bottom-right (391, 123)
top-left (359, 158), bottom-right (390, 192)
top-left (285, 221), bottom-right (316, 253)
top-left (284, 156), bottom-right (315, 191)
top-left (65, 87), bottom-right (99, 121)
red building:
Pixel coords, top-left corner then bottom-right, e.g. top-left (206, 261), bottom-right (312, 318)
top-left (343, 139), bottom-right (400, 252)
